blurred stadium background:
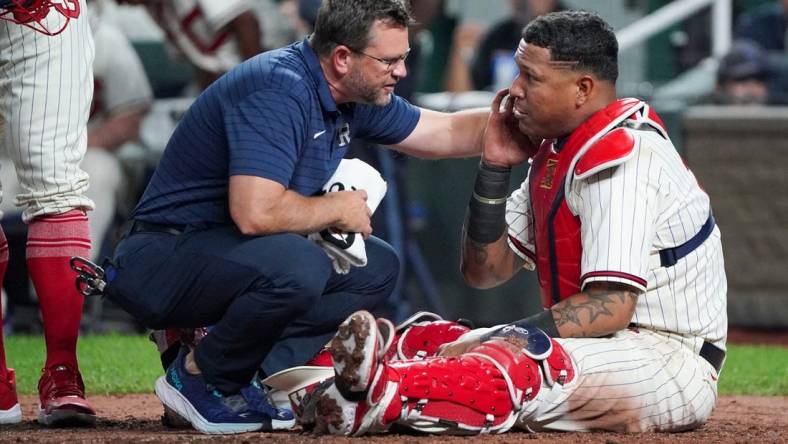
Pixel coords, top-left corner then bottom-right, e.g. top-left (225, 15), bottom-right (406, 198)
top-left (2, 0), bottom-right (786, 335)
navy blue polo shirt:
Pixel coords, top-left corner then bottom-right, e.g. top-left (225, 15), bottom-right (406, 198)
top-left (132, 38), bottom-right (421, 227)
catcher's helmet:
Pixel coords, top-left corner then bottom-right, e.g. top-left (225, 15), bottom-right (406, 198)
top-left (0, 0), bottom-right (80, 36)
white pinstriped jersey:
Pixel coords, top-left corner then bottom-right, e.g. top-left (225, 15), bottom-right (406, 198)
top-left (506, 125), bottom-right (727, 351)
top-left (503, 102), bottom-right (727, 432)
top-left (0, 3), bottom-right (95, 222)
top-left (146, 0), bottom-right (253, 75)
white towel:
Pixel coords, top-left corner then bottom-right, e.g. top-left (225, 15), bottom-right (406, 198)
top-left (308, 158), bottom-right (387, 274)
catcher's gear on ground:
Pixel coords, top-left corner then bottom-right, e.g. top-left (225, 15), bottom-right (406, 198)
top-left (0, 0), bottom-right (80, 35)
top-left (299, 310), bottom-right (577, 436)
top-left (264, 311), bottom-right (472, 415)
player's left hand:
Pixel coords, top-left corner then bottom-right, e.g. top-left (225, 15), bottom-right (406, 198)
top-left (437, 337), bottom-right (481, 357)
top-left (436, 325), bottom-right (501, 357)
top-left (482, 88), bottom-right (538, 168)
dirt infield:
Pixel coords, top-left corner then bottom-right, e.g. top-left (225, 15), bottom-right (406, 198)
top-left (0, 394), bottom-right (783, 443)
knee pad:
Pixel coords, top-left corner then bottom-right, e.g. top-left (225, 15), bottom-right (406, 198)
top-left (386, 311), bottom-right (472, 361)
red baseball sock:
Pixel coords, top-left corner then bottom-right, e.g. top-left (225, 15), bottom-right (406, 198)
top-left (26, 210), bottom-right (91, 369)
top-left (0, 227), bottom-right (8, 379)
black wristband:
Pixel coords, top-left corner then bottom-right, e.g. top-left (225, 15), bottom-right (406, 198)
top-left (466, 160), bottom-right (511, 243)
top-left (473, 160), bottom-right (511, 202)
top-left (510, 310), bottom-right (560, 338)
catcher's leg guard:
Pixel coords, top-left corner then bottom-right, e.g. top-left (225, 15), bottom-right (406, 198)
top-left (392, 327), bottom-right (576, 435)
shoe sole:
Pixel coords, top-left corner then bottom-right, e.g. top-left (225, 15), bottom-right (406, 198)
top-left (37, 406), bottom-right (96, 427)
top-left (162, 404), bottom-right (192, 429)
top-left (330, 311), bottom-right (378, 394)
top-left (0, 403), bottom-right (21, 424)
top-left (155, 377), bottom-right (297, 434)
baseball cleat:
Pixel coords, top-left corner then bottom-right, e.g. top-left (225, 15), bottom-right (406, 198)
top-left (0, 369), bottom-right (22, 424)
top-left (329, 310), bottom-right (381, 396)
top-left (37, 364), bottom-right (96, 427)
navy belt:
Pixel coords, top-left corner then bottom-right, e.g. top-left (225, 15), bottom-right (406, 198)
top-left (658, 212), bottom-right (715, 267)
top-left (130, 220), bottom-right (184, 236)
top-left (700, 341), bottom-right (725, 373)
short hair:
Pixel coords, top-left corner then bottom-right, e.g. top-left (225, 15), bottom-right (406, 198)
top-left (310, 0), bottom-right (413, 57)
top-left (717, 39), bottom-right (768, 84)
top-left (522, 10), bottom-right (618, 82)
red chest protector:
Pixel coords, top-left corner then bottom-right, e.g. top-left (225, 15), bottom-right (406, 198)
top-left (528, 98), bottom-right (667, 308)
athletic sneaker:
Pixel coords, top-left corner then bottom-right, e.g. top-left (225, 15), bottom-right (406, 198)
top-left (155, 349), bottom-right (293, 434)
top-left (38, 363), bottom-right (97, 426)
top-left (240, 376), bottom-right (295, 430)
top-left (161, 375), bottom-right (295, 430)
top-left (0, 368), bottom-right (21, 424)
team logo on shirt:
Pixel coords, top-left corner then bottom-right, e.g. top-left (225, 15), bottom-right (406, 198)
top-left (317, 181), bottom-right (356, 248)
top-left (52, 0), bottom-right (80, 18)
top-left (539, 158), bottom-right (559, 189)
top-left (338, 123), bottom-right (351, 147)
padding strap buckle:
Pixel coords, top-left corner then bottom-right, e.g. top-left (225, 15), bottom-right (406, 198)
top-left (69, 256), bottom-right (106, 297)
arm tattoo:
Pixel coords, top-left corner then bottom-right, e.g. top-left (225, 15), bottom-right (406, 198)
top-left (469, 239), bottom-right (489, 265)
top-left (511, 250), bottom-right (525, 270)
top-left (461, 222), bottom-right (523, 282)
top-left (551, 282), bottom-right (639, 335)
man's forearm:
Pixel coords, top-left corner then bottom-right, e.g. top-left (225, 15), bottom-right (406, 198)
top-left (256, 191), bottom-right (341, 234)
top-left (446, 108), bottom-right (489, 157)
top-left (547, 282), bottom-right (639, 338)
top-left (461, 230), bottom-right (522, 288)
top-left (394, 108), bottom-right (488, 159)
top-left (88, 110), bottom-right (145, 150)
top-left (460, 160), bottom-right (522, 288)
top-left (232, 188), bottom-right (343, 236)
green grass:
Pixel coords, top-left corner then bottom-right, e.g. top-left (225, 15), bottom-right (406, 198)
top-left (3, 336), bottom-right (787, 395)
top-left (5, 334), bottom-right (162, 394)
top-left (718, 344), bottom-right (788, 396)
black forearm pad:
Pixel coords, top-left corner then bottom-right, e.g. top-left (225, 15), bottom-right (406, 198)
top-left (474, 160), bottom-right (511, 200)
top-left (510, 310), bottom-right (560, 338)
top-left (466, 161), bottom-right (511, 244)
top-left (466, 197), bottom-right (506, 243)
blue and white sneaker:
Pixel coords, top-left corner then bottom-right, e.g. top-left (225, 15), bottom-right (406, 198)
top-left (154, 350), bottom-right (267, 434)
top-left (241, 376), bottom-right (296, 430)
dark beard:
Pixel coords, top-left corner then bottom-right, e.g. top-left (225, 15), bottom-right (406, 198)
top-left (347, 68), bottom-right (391, 106)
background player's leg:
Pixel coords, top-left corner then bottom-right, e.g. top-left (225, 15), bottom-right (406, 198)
top-left (0, 226), bottom-right (20, 425)
top-left (0, 227), bottom-right (9, 374)
top-left (0, 7), bottom-right (96, 426)
top-left (26, 210), bottom-right (91, 369)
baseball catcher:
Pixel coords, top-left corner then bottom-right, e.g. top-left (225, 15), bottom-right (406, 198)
top-left (284, 9), bottom-right (727, 436)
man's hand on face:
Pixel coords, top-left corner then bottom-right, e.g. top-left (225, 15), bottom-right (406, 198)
top-left (482, 88), bottom-right (539, 168)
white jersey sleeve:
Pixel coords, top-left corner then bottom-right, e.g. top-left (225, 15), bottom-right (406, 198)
top-left (565, 133), bottom-right (658, 292)
top-left (151, 0), bottom-right (253, 75)
top-left (505, 175), bottom-right (536, 270)
top-left (197, 0), bottom-right (252, 31)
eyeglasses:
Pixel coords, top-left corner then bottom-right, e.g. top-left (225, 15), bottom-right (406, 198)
top-left (333, 40), bottom-right (410, 71)
top-left (352, 48), bottom-right (410, 71)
